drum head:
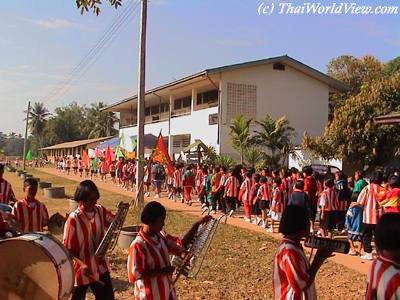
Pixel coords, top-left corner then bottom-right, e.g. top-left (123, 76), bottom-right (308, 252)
top-left (0, 239), bottom-right (59, 300)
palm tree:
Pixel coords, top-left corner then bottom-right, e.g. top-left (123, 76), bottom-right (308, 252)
top-left (229, 115), bottom-right (252, 164)
top-left (29, 102), bottom-right (51, 148)
top-left (86, 102), bottom-right (118, 138)
top-left (215, 154), bottom-right (235, 170)
top-left (244, 147), bottom-right (264, 168)
top-left (253, 115), bottom-right (295, 168)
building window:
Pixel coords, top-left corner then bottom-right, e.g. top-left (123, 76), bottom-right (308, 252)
top-left (145, 107), bottom-right (151, 116)
top-left (197, 89), bottom-right (218, 107)
top-left (182, 96), bottom-right (192, 108)
top-left (273, 63), bottom-right (285, 71)
top-left (226, 82), bottom-right (257, 122)
top-left (174, 99), bottom-right (182, 110)
top-left (209, 113), bottom-right (218, 125)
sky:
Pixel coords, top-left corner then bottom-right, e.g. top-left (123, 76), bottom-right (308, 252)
top-left (0, 0), bottom-right (399, 134)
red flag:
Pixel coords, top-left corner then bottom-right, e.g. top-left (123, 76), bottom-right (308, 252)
top-left (82, 150), bottom-right (89, 166)
top-left (105, 145), bottom-right (114, 167)
top-left (152, 133), bottom-right (174, 175)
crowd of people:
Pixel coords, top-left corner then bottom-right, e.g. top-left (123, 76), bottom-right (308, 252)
top-left (53, 155), bottom-right (400, 262)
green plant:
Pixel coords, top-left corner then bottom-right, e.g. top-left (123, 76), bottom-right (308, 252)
top-left (229, 115), bottom-right (252, 164)
top-left (215, 154), bottom-right (235, 170)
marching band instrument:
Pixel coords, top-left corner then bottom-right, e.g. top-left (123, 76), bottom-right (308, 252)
top-left (304, 235), bottom-right (350, 254)
top-left (48, 213), bottom-right (67, 235)
top-left (0, 232), bottom-right (74, 300)
top-left (171, 214), bottom-right (227, 284)
top-left (95, 180), bottom-right (144, 257)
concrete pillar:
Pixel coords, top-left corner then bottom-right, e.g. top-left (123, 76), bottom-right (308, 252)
top-left (191, 88), bottom-right (197, 112)
top-left (168, 95), bottom-right (174, 157)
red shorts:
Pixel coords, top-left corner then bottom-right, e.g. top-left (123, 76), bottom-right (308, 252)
top-left (184, 186), bottom-right (192, 201)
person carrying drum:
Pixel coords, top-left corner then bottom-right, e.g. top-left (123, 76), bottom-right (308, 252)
top-left (63, 180), bottom-right (115, 300)
top-left (12, 178), bottom-right (49, 233)
top-left (0, 163), bottom-right (16, 205)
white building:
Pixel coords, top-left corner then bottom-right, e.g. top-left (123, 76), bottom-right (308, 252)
top-left (104, 55), bottom-right (347, 160)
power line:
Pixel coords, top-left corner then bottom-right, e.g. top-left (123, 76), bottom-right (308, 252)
top-left (43, 0), bottom-right (140, 106)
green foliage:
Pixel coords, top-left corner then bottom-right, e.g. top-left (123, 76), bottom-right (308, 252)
top-left (385, 56), bottom-right (400, 76)
top-left (214, 154), bottom-right (235, 170)
top-left (76, 0), bottom-right (122, 15)
top-left (29, 102), bottom-right (51, 151)
top-left (229, 115), bottom-right (252, 164)
top-left (252, 115), bottom-right (295, 169)
top-left (85, 102), bottom-right (118, 138)
top-left (305, 71), bottom-right (400, 169)
top-left (327, 55), bottom-right (384, 118)
top-left (244, 147), bottom-right (264, 168)
top-left (0, 132), bottom-right (28, 157)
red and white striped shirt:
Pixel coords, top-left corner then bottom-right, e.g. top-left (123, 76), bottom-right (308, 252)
top-left (0, 179), bottom-right (15, 205)
top-left (173, 169), bottom-right (183, 188)
top-left (63, 205), bottom-right (114, 286)
top-left (127, 229), bottom-right (182, 300)
top-left (224, 176), bottom-right (240, 198)
top-left (357, 183), bottom-right (382, 225)
top-left (195, 169), bottom-right (204, 187)
top-left (239, 177), bottom-right (252, 202)
top-left (12, 199), bottom-right (49, 233)
top-left (319, 188), bottom-right (338, 212)
top-left (366, 255), bottom-right (400, 300)
top-left (257, 183), bottom-right (270, 201)
top-left (271, 187), bottom-right (284, 214)
top-left (273, 238), bottom-right (316, 300)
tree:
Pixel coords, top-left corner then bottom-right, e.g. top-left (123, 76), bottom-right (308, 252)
top-left (229, 115), bottom-right (252, 164)
top-left (305, 71), bottom-right (400, 170)
top-left (76, 0), bottom-right (123, 15)
top-left (244, 147), bottom-right (264, 169)
top-left (327, 55), bottom-right (384, 118)
top-left (215, 154), bottom-right (235, 171)
top-left (29, 102), bottom-right (51, 149)
top-left (84, 102), bottom-right (118, 138)
top-left (253, 115), bottom-right (295, 169)
top-left (385, 56), bottom-right (400, 75)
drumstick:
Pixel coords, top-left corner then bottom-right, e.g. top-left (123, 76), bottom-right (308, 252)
top-left (73, 257), bottom-right (105, 286)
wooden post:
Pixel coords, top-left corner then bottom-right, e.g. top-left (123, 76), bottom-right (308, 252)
top-left (136, 0), bottom-right (148, 206)
top-left (22, 101), bottom-right (31, 171)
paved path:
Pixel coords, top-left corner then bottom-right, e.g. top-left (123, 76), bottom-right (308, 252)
top-left (40, 167), bottom-right (371, 275)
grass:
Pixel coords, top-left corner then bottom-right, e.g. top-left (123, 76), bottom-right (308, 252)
top-left (5, 168), bottom-right (366, 299)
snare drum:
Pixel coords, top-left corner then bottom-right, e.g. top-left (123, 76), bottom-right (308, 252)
top-left (0, 233), bottom-right (74, 300)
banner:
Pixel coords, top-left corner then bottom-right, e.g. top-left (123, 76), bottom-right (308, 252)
top-left (151, 133), bottom-right (174, 175)
top-left (105, 145), bottom-right (114, 166)
top-left (82, 149), bottom-right (89, 166)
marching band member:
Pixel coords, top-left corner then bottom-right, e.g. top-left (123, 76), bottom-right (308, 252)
top-left (0, 163), bottom-right (16, 205)
top-left (127, 201), bottom-right (211, 300)
top-left (273, 205), bottom-right (332, 300)
top-left (366, 213), bottom-right (400, 299)
top-left (12, 178), bottom-right (49, 233)
top-left (63, 180), bottom-right (115, 300)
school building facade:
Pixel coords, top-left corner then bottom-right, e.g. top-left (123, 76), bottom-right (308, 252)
top-left (104, 55), bottom-right (347, 160)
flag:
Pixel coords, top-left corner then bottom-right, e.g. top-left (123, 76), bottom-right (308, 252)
top-left (152, 133), bottom-right (174, 175)
top-left (25, 150), bottom-right (33, 161)
top-left (105, 145), bottom-right (114, 166)
top-left (131, 138), bottom-right (137, 151)
top-left (95, 148), bottom-right (104, 158)
top-left (82, 150), bottom-right (89, 166)
top-left (92, 156), bottom-right (98, 172)
top-left (115, 148), bottom-right (124, 158)
top-left (88, 148), bottom-right (95, 158)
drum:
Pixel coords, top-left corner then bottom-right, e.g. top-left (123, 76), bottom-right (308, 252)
top-left (0, 233), bottom-right (74, 300)
top-left (0, 203), bottom-right (12, 213)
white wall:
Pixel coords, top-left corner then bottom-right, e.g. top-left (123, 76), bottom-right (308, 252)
top-left (119, 106), bottom-right (219, 153)
top-left (219, 63), bottom-right (330, 159)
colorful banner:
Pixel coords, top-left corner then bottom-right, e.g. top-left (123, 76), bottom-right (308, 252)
top-left (151, 133), bottom-right (174, 175)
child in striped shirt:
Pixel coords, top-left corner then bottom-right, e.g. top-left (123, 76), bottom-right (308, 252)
top-left (366, 213), bottom-right (400, 299)
top-left (318, 178), bottom-right (338, 238)
top-left (12, 178), bottom-right (49, 233)
top-left (268, 177), bottom-right (283, 233)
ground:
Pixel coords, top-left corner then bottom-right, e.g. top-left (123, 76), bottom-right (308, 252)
top-left (5, 168), bottom-right (366, 299)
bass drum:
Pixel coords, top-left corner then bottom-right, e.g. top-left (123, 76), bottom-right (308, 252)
top-left (0, 233), bottom-right (74, 300)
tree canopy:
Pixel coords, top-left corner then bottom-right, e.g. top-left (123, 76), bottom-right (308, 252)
top-left (76, 0), bottom-right (123, 15)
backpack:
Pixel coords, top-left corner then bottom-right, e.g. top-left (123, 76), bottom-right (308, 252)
top-left (153, 164), bottom-right (165, 180)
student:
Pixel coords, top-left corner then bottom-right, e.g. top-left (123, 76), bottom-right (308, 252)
top-left (78, 158), bottom-right (84, 177)
top-left (210, 166), bottom-right (222, 213)
top-left (318, 178), bottom-right (338, 238)
top-left (352, 170), bottom-right (367, 200)
top-left (345, 201), bottom-right (363, 255)
top-left (143, 161), bottom-right (152, 197)
top-left (224, 167), bottom-right (240, 217)
top-left (250, 174), bottom-right (262, 225)
top-left (273, 205), bottom-right (333, 300)
top-left (365, 213), bottom-right (400, 299)
top-left (216, 167), bottom-right (227, 213)
top-left (257, 176), bottom-right (270, 228)
top-left (66, 156), bottom-right (71, 175)
top-left (195, 165), bottom-right (204, 196)
top-left (12, 178), bottom-right (49, 233)
top-left (182, 165), bottom-right (195, 206)
top-left (239, 171), bottom-right (252, 223)
top-left (335, 171), bottom-right (351, 231)
top-left (355, 170), bottom-right (383, 261)
top-left (303, 166), bottom-right (318, 232)
top-left (0, 163), bottom-right (16, 205)
top-left (115, 158), bottom-right (124, 186)
top-left (288, 180), bottom-right (309, 210)
top-left (109, 161), bottom-right (116, 184)
top-left (268, 177), bottom-right (283, 233)
top-left (377, 175), bottom-right (400, 214)
top-left (63, 180), bottom-right (115, 300)
top-left (127, 201), bottom-right (211, 300)
top-left (173, 164), bottom-right (183, 201)
top-left (72, 157), bottom-right (78, 175)
top-left (151, 161), bottom-right (165, 199)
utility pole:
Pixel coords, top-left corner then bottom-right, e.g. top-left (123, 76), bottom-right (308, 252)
top-left (136, 0), bottom-right (147, 206)
top-left (22, 101), bottom-right (31, 171)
